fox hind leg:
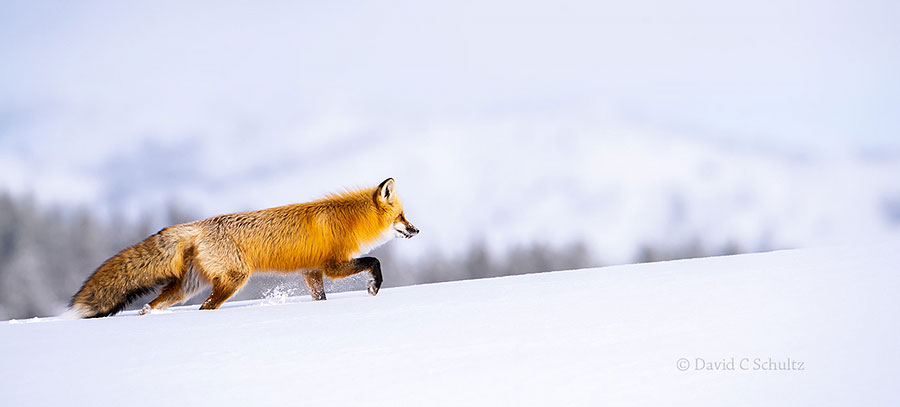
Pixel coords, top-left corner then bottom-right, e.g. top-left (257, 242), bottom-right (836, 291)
top-left (141, 267), bottom-right (208, 315)
top-left (141, 280), bottom-right (182, 315)
top-left (194, 237), bottom-right (251, 310)
top-left (199, 268), bottom-right (250, 310)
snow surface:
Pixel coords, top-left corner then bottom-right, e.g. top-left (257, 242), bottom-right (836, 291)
top-left (2, 244), bottom-right (899, 406)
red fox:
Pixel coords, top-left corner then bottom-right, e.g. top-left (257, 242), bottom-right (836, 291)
top-left (65, 178), bottom-right (418, 319)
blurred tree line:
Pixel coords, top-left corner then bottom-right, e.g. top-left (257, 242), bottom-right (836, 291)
top-left (0, 193), bottom-right (193, 319)
top-left (0, 192), bottom-right (746, 319)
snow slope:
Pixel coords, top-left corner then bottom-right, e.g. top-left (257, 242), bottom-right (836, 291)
top-left (2, 244), bottom-right (898, 406)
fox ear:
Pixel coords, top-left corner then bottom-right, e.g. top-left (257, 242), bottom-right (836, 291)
top-left (375, 178), bottom-right (395, 206)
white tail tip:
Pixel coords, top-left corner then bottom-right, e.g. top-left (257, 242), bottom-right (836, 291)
top-left (60, 304), bottom-right (91, 320)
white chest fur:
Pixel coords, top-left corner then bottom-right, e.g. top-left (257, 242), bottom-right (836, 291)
top-left (351, 228), bottom-right (395, 259)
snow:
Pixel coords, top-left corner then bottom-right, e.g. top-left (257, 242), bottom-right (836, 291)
top-left (2, 244), bottom-right (898, 406)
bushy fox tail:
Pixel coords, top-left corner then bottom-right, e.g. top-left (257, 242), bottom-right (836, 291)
top-left (64, 225), bottom-right (200, 319)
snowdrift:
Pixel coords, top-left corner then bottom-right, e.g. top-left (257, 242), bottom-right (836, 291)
top-left (2, 245), bottom-right (898, 406)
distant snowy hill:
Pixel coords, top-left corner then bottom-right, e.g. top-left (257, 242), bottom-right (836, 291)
top-left (4, 112), bottom-right (900, 264)
top-left (3, 244), bottom-right (898, 406)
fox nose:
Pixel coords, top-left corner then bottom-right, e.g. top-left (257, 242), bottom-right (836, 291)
top-left (407, 225), bottom-right (419, 236)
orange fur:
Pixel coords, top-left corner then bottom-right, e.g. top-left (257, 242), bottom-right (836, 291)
top-left (68, 178), bottom-right (417, 318)
top-left (219, 186), bottom-right (402, 272)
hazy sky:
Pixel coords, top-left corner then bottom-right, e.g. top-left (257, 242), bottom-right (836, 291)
top-left (0, 1), bottom-right (899, 262)
top-left (1, 0), bottom-right (898, 151)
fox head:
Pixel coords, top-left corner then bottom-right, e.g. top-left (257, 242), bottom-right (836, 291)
top-left (374, 178), bottom-right (419, 239)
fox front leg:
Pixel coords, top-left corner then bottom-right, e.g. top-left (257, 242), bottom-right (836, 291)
top-left (322, 257), bottom-right (384, 296)
top-left (302, 270), bottom-right (326, 301)
top-left (357, 257), bottom-right (383, 296)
